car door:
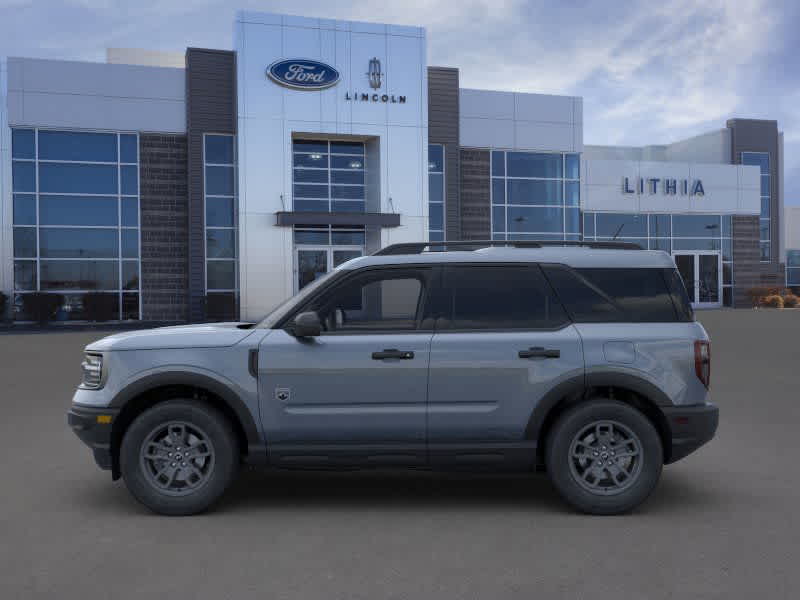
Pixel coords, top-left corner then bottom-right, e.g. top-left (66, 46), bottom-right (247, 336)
top-left (258, 265), bottom-right (435, 466)
top-left (427, 264), bottom-right (584, 467)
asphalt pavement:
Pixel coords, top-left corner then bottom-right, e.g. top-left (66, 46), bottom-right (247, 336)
top-left (1, 309), bottom-right (799, 599)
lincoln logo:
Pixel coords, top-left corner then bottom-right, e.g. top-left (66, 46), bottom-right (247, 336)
top-left (367, 57), bottom-right (382, 89)
top-left (266, 59), bottom-right (341, 90)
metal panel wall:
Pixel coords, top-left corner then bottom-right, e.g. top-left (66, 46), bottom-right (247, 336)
top-left (427, 67), bottom-right (460, 240)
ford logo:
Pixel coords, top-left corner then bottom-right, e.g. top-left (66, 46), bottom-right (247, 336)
top-left (267, 59), bottom-right (340, 90)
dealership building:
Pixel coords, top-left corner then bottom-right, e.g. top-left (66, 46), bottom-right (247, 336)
top-left (0, 10), bottom-right (791, 322)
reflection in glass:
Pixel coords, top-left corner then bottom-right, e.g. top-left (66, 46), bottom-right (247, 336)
top-left (207, 260), bottom-right (236, 290)
top-left (298, 250), bottom-right (328, 290)
top-left (13, 228), bottom-right (37, 258)
top-left (38, 131), bottom-right (117, 162)
top-left (206, 229), bottom-right (236, 258)
top-left (40, 261), bottom-right (118, 290)
top-left (39, 163), bottom-right (118, 194)
top-left (40, 195), bottom-right (118, 226)
top-left (39, 228), bottom-right (118, 258)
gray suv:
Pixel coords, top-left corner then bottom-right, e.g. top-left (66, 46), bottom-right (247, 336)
top-left (68, 241), bottom-right (718, 516)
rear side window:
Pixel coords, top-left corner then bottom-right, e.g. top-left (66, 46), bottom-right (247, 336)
top-left (439, 265), bottom-right (568, 330)
top-left (543, 266), bottom-right (691, 323)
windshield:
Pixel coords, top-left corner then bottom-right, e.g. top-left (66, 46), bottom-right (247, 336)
top-left (256, 269), bottom-right (339, 329)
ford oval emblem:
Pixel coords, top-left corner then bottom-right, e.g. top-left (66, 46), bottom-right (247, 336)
top-left (267, 59), bottom-right (340, 90)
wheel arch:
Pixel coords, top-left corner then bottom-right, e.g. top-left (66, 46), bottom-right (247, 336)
top-left (108, 372), bottom-right (265, 479)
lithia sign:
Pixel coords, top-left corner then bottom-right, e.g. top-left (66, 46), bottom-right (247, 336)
top-left (267, 57), bottom-right (407, 103)
top-left (623, 177), bottom-right (705, 196)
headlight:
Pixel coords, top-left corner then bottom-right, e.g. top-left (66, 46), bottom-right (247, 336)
top-left (80, 353), bottom-right (104, 389)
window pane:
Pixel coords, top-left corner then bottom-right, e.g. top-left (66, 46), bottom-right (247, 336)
top-left (673, 214), bottom-right (721, 237)
top-left (672, 238), bottom-right (721, 251)
top-left (331, 230), bottom-right (366, 245)
top-left (760, 220), bottom-right (770, 240)
top-left (507, 206), bottom-right (564, 233)
top-left (331, 185), bottom-right (364, 200)
top-left (649, 214), bottom-right (671, 237)
top-left (741, 152), bottom-right (769, 174)
top-left (13, 194), bottom-right (36, 225)
top-left (39, 163), bottom-right (118, 194)
top-left (121, 165), bottom-right (138, 195)
top-left (595, 213), bottom-right (647, 237)
top-left (443, 266), bottom-right (567, 330)
top-left (428, 144), bottom-right (444, 172)
top-left (40, 260), bottom-right (119, 290)
top-left (722, 238), bottom-right (732, 261)
top-left (206, 196), bottom-right (234, 227)
top-left (492, 179), bottom-right (505, 205)
top-left (206, 292), bottom-right (236, 321)
top-left (721, 215), bottom-right (732, 237)
top-left (649, 238), bottom-right (671, 252)
top-left (13, 227), bottom-right (37, 258)
top-left (429, 231), bottom-right (444, 242)
top-left (207, 229), bottom-right (236, 258)
top-left (312, 273), bottom-right (424, 331)
top-left (40, 228), bottom-right (118, 258)
top-left (723, 262), bottom-right (732, 285)
top-left (333, 250), bottom-right (361, 268)
top-left (760, 242), bottom-right (770, 261)
top-left (492, 206), bottom-right (505, 232)
top-left (294, 184), bottom-right (329, 199)
top-left (331, 200), bottom-right (365, 213)
top-left (491, 151), bottom-right (505, 177)
top-left (294, 199), bottom-right (329, 212)
top-left (429, 203), bottom-right (444, 231)
top-left (122, 293), bottom-right (140, 320)
top-left (293, 168), bottom-right (328, 184)
top-left (788, 268), bottom-right (800, 285)
top-left (565, 154), bottom-right (580, 179)
top-left (38, 131), bottom-right (117, 162)
top-left (332, 170), bottom-right (364, 185)
top-left (507, 152), bottom-right (562, 178)
top-left (723, 286), bottom-right (732, 307)
top-left (583, 213), bottom-right (595, 238)
top-left (787, 250), bottom-right (800, 268)
top-left (121, 197), bottom-right (138, 226)
top-left (205, 135), bottom-right (234, 164)
top-left (206, 166), bottom-right (235, 195)
top-left (507, 179), bottom-right (562, 205)
top-left (761, 197), bottom-right (770, 219)
top-left (14, 261), bottom-right (37, 291)
top-left (294, 153), bottom-right (329, 168)
top-left (40, 195), bottom-right (118, 226)
top-left (429, 173), bottom-right (444, 203)
top-left (293, 140), bottom-right (328, 154)
top-left (331, 155), bottom-right (362, 169)
top-left (565, 181), bottom-right (579, 206)
top-left (207, 260), bottom-right (236, 290)
top-left (12, 129), bottom-right (35, 159)
top-left (760, 175), bottom-right (770, 196)
top-left (294, 230), bottom-right (329, 245)
top-left (122, 261), bottom-right (139, 290)
top-left (12, 161), bottom-right (35, 192)
top-left (120, 134), bottom-right (138, 163)
top-left (330, 141), bottom-right (364, 155)
top-left (565, 207), bottom-right (580, 234)
top-left (122, 229), bottom-right (139, 258)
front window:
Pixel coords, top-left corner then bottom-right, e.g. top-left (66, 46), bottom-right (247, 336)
top-left (11, 128), bottom-right (141, 321)
top-left (491, 151), bottom-right (580, 241)
top-left (741, 152), bottom-right (770, 261)
top-left (292, 140), bottom-right (365, 213)
top-left (428, 144), bottom-right (445, 241)
top-left (787, 250), bottom-right (800, 288)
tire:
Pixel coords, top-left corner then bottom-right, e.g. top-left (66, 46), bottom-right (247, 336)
top-left (545, 399), bottom-right (663, 515)
top-left (120, 400), bottom-right (239, 516)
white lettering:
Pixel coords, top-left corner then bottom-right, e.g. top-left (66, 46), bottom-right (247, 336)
top-left (284, 64), bottom-right (326, 83)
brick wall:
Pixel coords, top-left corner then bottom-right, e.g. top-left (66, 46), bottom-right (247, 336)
top-left (459, 149), bottom-right (490, 239)
top-left (139, 133), bottom-right (189, 321)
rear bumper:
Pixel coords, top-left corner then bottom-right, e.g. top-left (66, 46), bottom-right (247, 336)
top-left (663, 402), bottom-right (719, 464)
top-left (67, 405), bottom-right (120, 471)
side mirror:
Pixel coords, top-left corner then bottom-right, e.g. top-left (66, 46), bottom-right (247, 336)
top-left (292, 311), bottom-right (322, 338)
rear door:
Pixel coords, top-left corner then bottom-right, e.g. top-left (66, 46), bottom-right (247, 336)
top-left (426, 264), bottom-right (584, 467)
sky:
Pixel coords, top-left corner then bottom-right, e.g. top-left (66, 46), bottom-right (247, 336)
top-left (1, 0), bottom-right (798, 204)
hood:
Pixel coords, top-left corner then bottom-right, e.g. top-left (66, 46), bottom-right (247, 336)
top-left (85, 322), bottom-right (258, 352)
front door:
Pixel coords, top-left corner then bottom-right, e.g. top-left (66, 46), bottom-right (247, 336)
top-left (426, 265), bottom-right (584, 467)
top-left (259, 266), bottom-right (434, 465)
top-left (295, 246), bottom-right (363, 291)
top-left (674, 252), bottom-right (721, 308)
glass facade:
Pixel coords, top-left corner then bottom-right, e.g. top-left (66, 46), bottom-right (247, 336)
top-left (583, 212), bottom-right (733, 306)
top-left (11, 128), bottom-right (140, 320)
top-left (428, 144), bottom-right (445, 241)
top-left (292, 140), bottom-right (365, 213)
top-left (204, 134), bottom-right (238, 299)
top-left (491, 150), bottom-right (580, 240)
top-left (787, 250), bottom-right (800, 287)
top-left (742, 152), bottom-right (771, 261)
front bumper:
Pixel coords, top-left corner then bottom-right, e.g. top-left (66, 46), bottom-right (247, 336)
top-left (663, 402), bottom-right (719, 463)
top-left (67, 405), bottom-right (120, 471)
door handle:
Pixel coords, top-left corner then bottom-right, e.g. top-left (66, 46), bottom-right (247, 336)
top-left (372, 349), bottom-right (415, 360)
top-left (518, 347), bottom-right (560, 359)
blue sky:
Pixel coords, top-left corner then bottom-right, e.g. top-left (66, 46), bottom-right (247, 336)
top-left (2, 0), bottom-right (798, 204)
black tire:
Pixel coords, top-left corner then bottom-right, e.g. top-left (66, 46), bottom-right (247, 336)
top-left (120, 400), bottom-right (239, 516)
top-left (545, 399), bottom-right (663, 515)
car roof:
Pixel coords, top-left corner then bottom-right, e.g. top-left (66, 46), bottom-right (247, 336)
top-left (340, 246), bottom-right (676, 270)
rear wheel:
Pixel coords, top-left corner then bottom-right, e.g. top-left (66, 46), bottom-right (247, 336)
top-left (545, 400), bottom-right (663, 515)
top-left (120, 400), bottom-right (239, 515)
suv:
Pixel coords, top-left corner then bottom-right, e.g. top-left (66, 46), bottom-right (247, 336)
top-left (68, 241), bottom-right (717, 516)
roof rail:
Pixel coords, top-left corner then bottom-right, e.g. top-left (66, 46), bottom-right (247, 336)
top-left (373, 240), bottom-right (643, 256)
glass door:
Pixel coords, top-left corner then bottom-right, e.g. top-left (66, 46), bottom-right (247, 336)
top-left (673, 252), bottom-right (721, 308)
top-left (295, 247), bottom-right (363, 291)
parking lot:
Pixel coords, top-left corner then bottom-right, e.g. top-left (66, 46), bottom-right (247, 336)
top-left (1, 309), bottom-right (799, 599)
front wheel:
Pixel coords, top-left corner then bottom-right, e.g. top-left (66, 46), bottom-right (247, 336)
top-left (545, 400), bottom-right (663, 515)
top-left (120, 400), bottom-right (239, 515)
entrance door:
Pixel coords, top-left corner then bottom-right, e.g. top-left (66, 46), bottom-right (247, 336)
top-left (295, 246), bottom-right (363, 292)
top-left (673, 252), bottom-right (721, 308)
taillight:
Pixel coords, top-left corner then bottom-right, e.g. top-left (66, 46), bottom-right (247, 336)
top-left (694, 340), bottom-right (711, 388)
